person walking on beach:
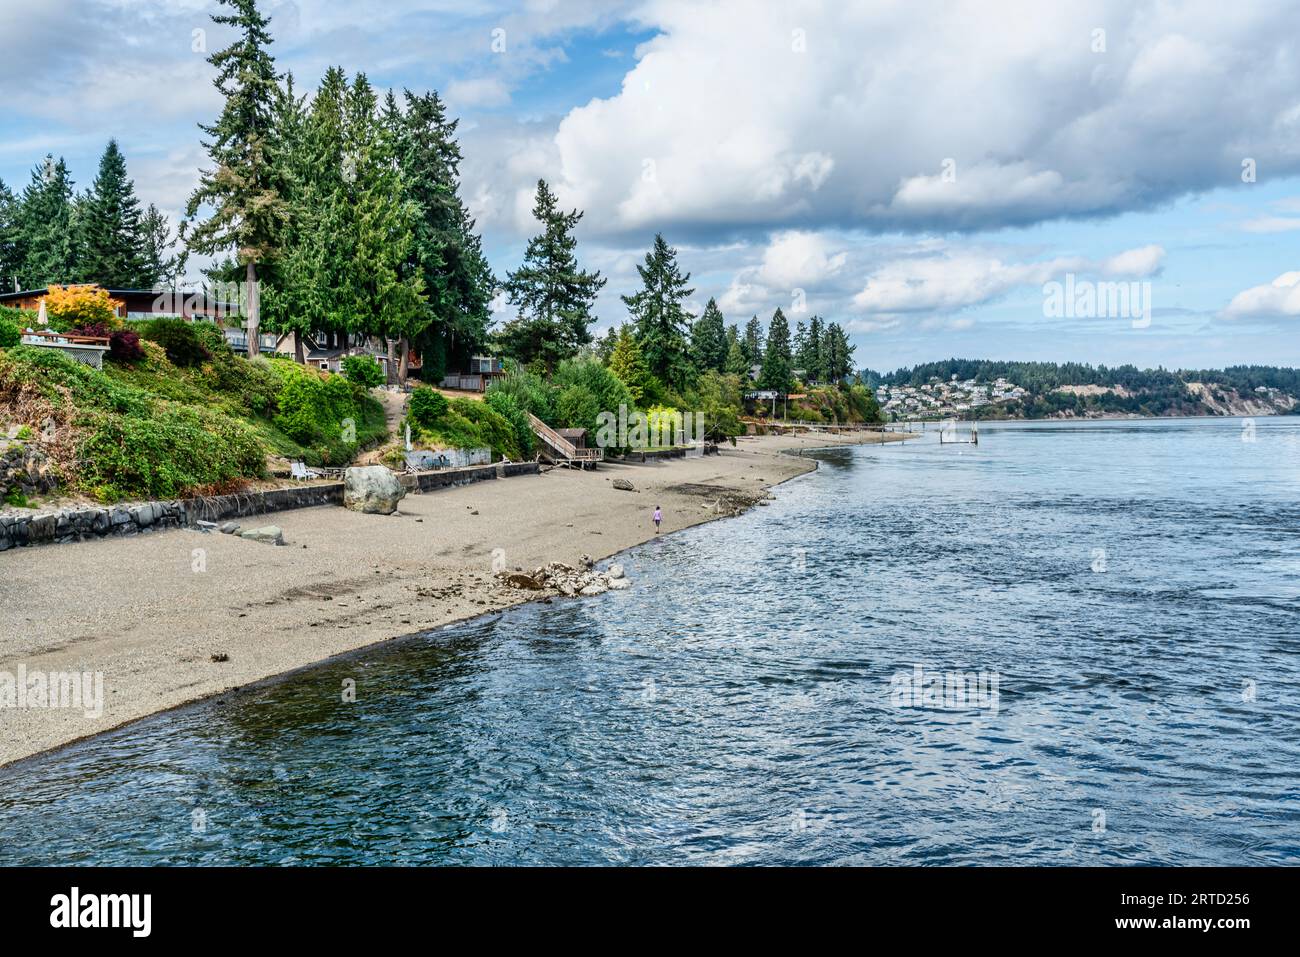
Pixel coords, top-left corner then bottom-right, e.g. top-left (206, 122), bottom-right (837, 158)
top-left (653, 505), bottom-right (663, 534)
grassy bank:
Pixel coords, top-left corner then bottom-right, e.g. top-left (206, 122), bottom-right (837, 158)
top-left (0, 321), bottom-right (385, 503)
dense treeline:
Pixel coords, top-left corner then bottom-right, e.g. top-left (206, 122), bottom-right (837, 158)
top-left (0, 142), bottom-right (180, 293)
top-left (878, 357), bottom-right (1300, 419)
top-left (5, 0), bottom-right (875, 460)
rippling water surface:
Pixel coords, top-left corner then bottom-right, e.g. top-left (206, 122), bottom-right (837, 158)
top-left (2, 417), bottom-right (1298, 865)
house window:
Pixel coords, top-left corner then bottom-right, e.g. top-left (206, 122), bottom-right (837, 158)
top-left (319, 362), bottom-right (328, 370)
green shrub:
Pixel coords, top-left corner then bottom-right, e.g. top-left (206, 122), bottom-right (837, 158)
top-left (342, 355), bottom-right (386, 388)
top-left (269, 360), bottom-right (373, 463)
top-left (552, 357), bottom-right (633, 437)
top-left (77, 404), bottom-right (266, 502)
top-left (487, 365), bottom-right (554, 422)
top-left (138, 318), bottom-right (211, 367)
top-left (484, 389), bottom-right (536, 458)
top-left (0, 318), bottom-right (19, 349)
top-left (408, 387), bottom-right (449, 431)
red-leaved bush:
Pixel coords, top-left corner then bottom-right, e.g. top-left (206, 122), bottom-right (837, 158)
top-left (71, 324), bottom-right (144, 362)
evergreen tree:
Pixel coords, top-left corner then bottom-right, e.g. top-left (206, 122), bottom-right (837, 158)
top-left (725, 324), bottom-right (750, 377)
top-left (792, 319), bottom-right (808, 379)
top-left (391, 88), bottom-right (495, 382)
top-left (185, 0), bottom-right (289, 358)
top-left (499, 179), bottom-right (605, 370)
top-left (742, 315), bottom-right (764, 368)
top-left (341, 74), bottom-right (425, 373)
top-left (77, 140), bottom-right (149, 287)
top-left (690, 297), bottom-right (727, 373)
top-left (0, 177), bottom-right (17, 291)
top-left (140, 204), bottom-right (181, 289)
top-left (260, 71), bottom-right (320, 362)
top-left (758, 307), bottom-right (793, 394)
top-left (16, 155), bottom-right (75, 288)
top-left (824, 322), bottom-right (856, 383)
top-left (798, 314), bottom-right (826, 383)
top-left (622, 233), bottom-right (695, 390)
top-left (607, 324), bottom-right (656, 404)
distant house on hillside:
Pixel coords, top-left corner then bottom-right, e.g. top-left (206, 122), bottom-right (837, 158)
top-left (441, 355), bottom-right (505, 392)
top-left (0, 287), bottom-right (232, 320)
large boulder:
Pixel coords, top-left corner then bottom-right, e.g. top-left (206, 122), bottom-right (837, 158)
top-left (344, 466), bottom-right (406, 515)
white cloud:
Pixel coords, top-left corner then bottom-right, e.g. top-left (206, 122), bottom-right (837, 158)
top-left (1223, 271), bottom-right (1300, 319)
top-left (851, 244), bottom-right (1165, 315)
top-left (445, 77), bottom-right (512, 110)
top-left (540, 0), bottom-right (1300, 237)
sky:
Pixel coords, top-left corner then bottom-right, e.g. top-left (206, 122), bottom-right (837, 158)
top-left (1, 0), bottom-right (1298, 373)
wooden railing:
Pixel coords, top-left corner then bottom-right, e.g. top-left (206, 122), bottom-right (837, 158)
top-left (20, 330), bottom-right (110, 347)
top-left (528, 413), bottom-right (603, 464)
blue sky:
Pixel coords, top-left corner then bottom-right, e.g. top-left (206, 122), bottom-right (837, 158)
top-left (2, 0), bottom-right (1298, 372)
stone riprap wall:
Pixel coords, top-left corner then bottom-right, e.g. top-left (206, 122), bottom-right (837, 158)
top-left (0, 443), bottom-right (59, 503)
top-left (0, 462), bottom-right (541, 552)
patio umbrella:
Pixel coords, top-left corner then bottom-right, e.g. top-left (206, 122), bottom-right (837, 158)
top-left (36, 298), bottom-right (48, 329)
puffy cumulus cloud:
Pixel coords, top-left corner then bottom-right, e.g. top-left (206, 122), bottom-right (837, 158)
top-left (1223, 272), bottom-right (1300, 319)
top-left (851, 244), bottom-right (1165, 316)
top-left (546, 0), bottom-right (1300, 237)
top-left (713, 230), bottom-right (849, 318)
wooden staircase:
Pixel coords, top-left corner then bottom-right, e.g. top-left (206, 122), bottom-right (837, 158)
top-left (528, 413), bottom-right (603, 468)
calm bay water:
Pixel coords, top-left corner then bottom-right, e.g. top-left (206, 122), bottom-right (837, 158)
top-left (2, 416), bottom-right (1298, 865)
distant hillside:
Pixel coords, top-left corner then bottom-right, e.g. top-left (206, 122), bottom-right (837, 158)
top-left (865, 359), bottom-right (1299, 420)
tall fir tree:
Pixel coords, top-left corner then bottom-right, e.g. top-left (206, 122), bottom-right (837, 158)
top-left (390, 88), bottom-right (495, 382)
top-left (690, 297), bottom-right (727, 373)
top-left (0, 177), bottom-right (17, 291)
top-left (798, 314), bottom-right (826, 382)
top-left (341, 73), bottom-right (425, 374)
top-left (140, 204), bottom-right (181, 289)
top-left (500, 179), bottom-right (605, 370)
top-left (824, 321), bottom-right (856, 383)
top-left (622, 233), bottom-right (695, 390)
top-left (724, 324), bottom-right (749, 376)
top-left (742, 315), bottom-right (764, 368)
top-left (259, 71), bottom-right (320, 362)
top-left (77, 140), bottom-right (149, 287)
top-left (758, 307), bottom-right (793, 394)
top-left (791, 319), bottom-right (808, 378)
top-left (16, 155), bottom-right (75, 288)
top-left (185, 0), bottom-right (288, 358)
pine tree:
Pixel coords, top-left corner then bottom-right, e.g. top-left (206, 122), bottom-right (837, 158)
top-left (724, 325), bottom-right (750, 377)
top-left (500, 179), bottom-right (605, 370)
top-left (690, 297), bottom-right (727, 373)
top-left (758, 307), bottom-right (793, 394)
top-left (390, 88), bottom-right (495, 382)
top-left (742, 315), bottom-right (764, 368)
top-left (622, 233), bottom-right (695, 390)
top-left (824, 322), bottom-right (856, 384)
top-left (16, 155), bottom-right (75, 288)
top-left (798, 314), bottom-right (826, 383)
top-left (341, 74), bottom-right (425, 373)
top-left (259, 71), bottom-right (319, 362)
top-left (185, 0), bottom-right (289, 358)
top-left (77, 141), bottom-right (150, 288)
top-left (140, 204), bottom-right (181, 289)
top-left (792, 319), bottom-right (808, 380)
top-left (0, 177), bottom-right (17, 291)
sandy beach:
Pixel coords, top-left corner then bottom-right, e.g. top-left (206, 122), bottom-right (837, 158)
top-left (0, 431), bottom-right (903, 768)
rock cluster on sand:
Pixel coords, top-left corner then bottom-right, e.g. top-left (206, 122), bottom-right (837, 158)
top-left (344, 466), bottom-right (406, 515)
top-left (497, 557), bottom-right (631, 597)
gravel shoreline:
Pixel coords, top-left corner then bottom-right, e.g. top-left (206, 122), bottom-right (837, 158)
top-left (0, 432), bottom-right (902, 768)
